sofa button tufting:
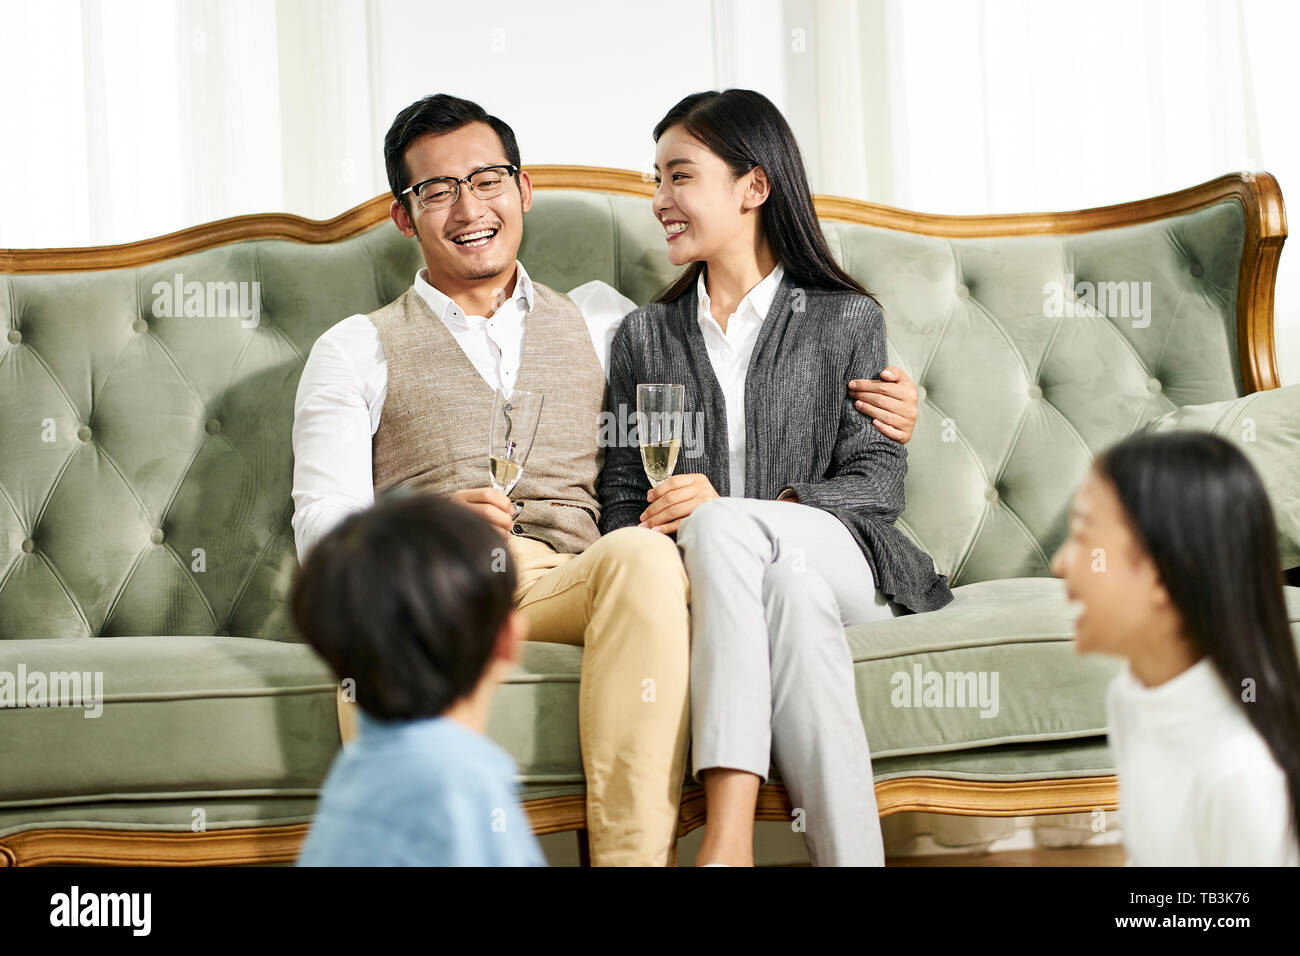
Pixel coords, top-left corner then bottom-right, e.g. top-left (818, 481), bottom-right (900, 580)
top-left (1027, 384), bottom-right (1043, 400)
top-left (985, 486), bottom-right (999, 504)
top-left (133, 318), bottom-right (148, 334)
top-left (7, 329), bottom-right (21, 344)
top-left (1190, 262), bottom-right (1203, 278)
top-left (150, 528), bottom-right (165, 545)
top-left (955, 283), bottom-right (970, 298)
top-left (1147, 377), bottom-right (1163, 394)
top-left (215, 628), bottom-right (229, 637)
top-left (21, 538), bottom-right (35, 554)
top-left (205, 419), bottom-right (221, 434)
top-left (77, 425), bottom-right (93, 442)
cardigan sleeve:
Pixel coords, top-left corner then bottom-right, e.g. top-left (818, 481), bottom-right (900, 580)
top-left (597, 320), bottom-right (652, 533)
top-left (785, 297), bottom-right (906, 520)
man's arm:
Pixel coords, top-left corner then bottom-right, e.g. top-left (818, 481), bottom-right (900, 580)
top-left (566, 279), bottom-right (637, 380)
top-left (291, 325), bottom-right (378, 562)
top-left (785, 299), bottom-right (907, 520)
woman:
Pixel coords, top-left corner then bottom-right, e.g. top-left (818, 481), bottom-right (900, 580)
top-left (1052, 431), bottom-right (1300, 865)
top-left (597, 89), bottom-right (953, 866)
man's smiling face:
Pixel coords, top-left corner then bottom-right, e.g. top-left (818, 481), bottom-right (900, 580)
top-left (390, 121), bottom-right (531, 291)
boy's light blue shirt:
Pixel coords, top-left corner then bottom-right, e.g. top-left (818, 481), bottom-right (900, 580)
top-left (297, 711), bottom-right (546, 867)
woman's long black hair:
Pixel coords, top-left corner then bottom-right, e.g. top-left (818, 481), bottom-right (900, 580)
top-left (651, 89), bottom-right (874, 304)
top-left (1096, 430), bottom-right (1300, 846)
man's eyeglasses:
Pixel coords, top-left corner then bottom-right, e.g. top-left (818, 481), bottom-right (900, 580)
top-left (401, 164), bottom-right (520, 211)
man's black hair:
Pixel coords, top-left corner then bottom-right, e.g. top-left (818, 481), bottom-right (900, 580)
top-left (291, 492), bottom-right (516, 720)
top-left (384, 93), bottom-right (521, 215)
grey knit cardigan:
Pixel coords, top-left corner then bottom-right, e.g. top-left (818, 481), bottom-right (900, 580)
top-left (597, 271), bottom-right (954, 615)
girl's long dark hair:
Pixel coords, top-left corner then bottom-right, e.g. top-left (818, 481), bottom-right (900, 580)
top-left (651, 89), bottom-right (874, 304)
top-left (1096, 430), bottom-right (1300, 846)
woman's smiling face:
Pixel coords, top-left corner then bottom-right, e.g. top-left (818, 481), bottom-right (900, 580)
top-left (652, 124), bottom-right (757, 267)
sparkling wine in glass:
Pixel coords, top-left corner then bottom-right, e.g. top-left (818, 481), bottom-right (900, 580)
top-left (488, 387), bottom-right (543, 501)
top-left (637, 383), bottom-right (685, 487)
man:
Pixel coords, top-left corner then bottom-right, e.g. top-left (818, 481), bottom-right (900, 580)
top-left (291, 94), bottom-right (918, 866)
top-left (295, 494), bottom-right (545, 867)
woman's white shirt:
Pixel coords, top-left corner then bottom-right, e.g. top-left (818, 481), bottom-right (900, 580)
top-left (1106, 656), bottom-right (1298, 866)
top-left (696, 264), bottom-right (784, 497)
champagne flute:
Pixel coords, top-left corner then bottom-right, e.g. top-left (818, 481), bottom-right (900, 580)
top-left (637, 383), bottom-right (685, 487)
top-left (488, 388), bottom-right (544, 511)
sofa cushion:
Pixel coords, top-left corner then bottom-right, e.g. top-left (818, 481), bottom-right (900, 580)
top-left (1145, 383), bottom-right (1300, 568)
top-left (0, 636), bottom-right (337, 806)
top-left (487, 580), bottom-right (1300, 782)
top-left (850, 578), bottom-right (1120, 759)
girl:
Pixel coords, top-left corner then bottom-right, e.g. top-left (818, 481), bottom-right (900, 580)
top-left (1052, 431), bottom-right (1300, 865)
top-left (597, 89), bottom-right (953, 866)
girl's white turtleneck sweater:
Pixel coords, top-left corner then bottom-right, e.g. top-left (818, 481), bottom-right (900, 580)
top-left (1106, 656), bottom-right (1298, 866)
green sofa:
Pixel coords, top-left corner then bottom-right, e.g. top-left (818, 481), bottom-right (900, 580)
top-left (1, 168), bottom-right (1296, 865)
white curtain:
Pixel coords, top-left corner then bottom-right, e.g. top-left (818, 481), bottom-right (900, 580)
top-left (718, 0), bottom-right (1298, 385)
top-left (9, 0), bottom-right (1289, 382)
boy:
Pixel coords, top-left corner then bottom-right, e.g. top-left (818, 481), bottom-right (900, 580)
top-left (293, 492), bottom-right (544, 866)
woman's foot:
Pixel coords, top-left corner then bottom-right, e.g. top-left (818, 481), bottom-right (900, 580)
top-left (695, 840), bottom-right (754, 866)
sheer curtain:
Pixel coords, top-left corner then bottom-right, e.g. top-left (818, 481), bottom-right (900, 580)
top-left (759, 0), bottom-right (1299, 384)
top-left (3, 0), bottom-right (1293, 861)
top-left (5, 0), bottom-right (1292, 390)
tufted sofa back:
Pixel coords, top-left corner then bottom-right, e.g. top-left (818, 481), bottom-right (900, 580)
top-left (0, 169), bottom-right (1284, 639)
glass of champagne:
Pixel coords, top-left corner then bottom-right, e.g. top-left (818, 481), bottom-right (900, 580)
top-left (637, 383), bottom-right (685, 487)
top-left (488, 387), bottom-right (544, 509)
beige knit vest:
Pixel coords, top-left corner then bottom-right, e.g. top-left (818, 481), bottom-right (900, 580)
top-left (370, 282), bottom-right (605, 554)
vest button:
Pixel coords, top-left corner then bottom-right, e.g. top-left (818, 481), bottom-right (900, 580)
top-left (512, 524), bottom-right (524, 535)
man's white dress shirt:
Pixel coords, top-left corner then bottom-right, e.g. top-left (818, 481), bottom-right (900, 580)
top-left (695, 264), bottom-right (784, 497)
top-left (290, 262), bottom-right (635, 559)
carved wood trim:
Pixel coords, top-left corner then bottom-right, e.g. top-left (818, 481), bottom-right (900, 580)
top-left (0, 775), bottom-right (1116, 865)
top-left (675, 775), bottom-right (1119, 837)
top-left (0, 823), bottom-right (311, 867)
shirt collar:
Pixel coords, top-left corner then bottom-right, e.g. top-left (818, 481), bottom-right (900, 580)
top-left (413, 261), bottom-right (535, 327)
top-left (697, 262), bottom-right (785, 329)
top-left (1111, 656), bottom-right (1234, 734)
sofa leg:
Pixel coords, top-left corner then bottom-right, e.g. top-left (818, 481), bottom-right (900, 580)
top-left (576, 828), bottom-right (591, 867)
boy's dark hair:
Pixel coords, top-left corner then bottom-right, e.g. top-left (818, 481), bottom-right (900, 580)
top-left (290, 492), bottom-right (516, 721)
top-left (384, 93), bottom-right (522, 214)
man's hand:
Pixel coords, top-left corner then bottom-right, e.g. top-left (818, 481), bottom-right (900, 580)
top-left (639, 473), bottom-right (720, 535)
top-left (849, 365), bottom-right (919, 443)
top-left (449, 487), bottom-right (514, 540)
